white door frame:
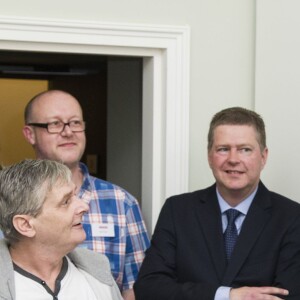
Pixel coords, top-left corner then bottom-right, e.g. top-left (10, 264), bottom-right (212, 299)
top-left (0, 16), bottom-right (190, 233)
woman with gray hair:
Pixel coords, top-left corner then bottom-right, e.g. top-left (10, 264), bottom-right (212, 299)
top-left (0, 159), bottom-right (122, 300)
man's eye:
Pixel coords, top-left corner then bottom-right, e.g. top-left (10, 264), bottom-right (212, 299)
top-left (71, 120), bottom-right (82, 126)
top-left (50, 121), bottom-right (61, 127)
top-left (217, 148), bottom-right (228, 152)
top-left (240, 148), bottom-right (251, 153)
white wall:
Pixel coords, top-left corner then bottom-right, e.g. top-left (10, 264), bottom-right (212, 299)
top-left (256, 0), bottom-right (300, 202)
top-left (1, 1), bottom-right (276, 197)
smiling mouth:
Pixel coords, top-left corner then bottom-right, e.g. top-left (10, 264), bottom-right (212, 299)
top-left (60, 143), bottom-right (76, 147)
top-left (73, 222), bottom-right (82, 227)
top-left (226, 170), bottom-right (244, 174)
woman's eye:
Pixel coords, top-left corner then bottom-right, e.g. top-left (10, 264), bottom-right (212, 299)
top-left (62, 198), bottom-right (70, 206)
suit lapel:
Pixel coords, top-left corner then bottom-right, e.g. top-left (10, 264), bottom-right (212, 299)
top-left (221, 182), bottom-right (272, 285)
top-left (194, 185), bottom-right (227, 282)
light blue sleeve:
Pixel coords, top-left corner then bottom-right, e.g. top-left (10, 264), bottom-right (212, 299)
top-left (0, 230), bottom-right (3, 239)
top-left (215, 286), bottom-right (231, 300)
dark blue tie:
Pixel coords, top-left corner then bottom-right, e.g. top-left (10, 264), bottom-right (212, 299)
top-left (224, 209), bottom-right (241, 260)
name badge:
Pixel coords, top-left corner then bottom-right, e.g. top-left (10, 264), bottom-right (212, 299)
top-left (91, 223), bottom-right (115, 237)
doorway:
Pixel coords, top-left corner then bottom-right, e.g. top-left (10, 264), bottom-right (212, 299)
top-left (0, 17), bottom-right (190, 233)
top-left (0, 50), bottom-right (143, 200)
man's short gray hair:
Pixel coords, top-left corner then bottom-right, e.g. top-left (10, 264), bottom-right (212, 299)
top-left (0, 159), bottom-right (72, 243)
top-left (207, 107), bottom-right (267, 151)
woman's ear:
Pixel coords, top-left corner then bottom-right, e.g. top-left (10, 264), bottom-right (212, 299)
top-left (12, 215), bottom-right (36, 238)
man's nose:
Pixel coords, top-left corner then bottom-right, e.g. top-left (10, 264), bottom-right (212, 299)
top-left (228, 149), bottom-right (239, 162)
top-left (61, 123), bottom-right (73, 135)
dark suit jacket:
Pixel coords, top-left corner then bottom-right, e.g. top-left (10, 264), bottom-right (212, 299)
top-left (134, 182), bottom-right (300, 300)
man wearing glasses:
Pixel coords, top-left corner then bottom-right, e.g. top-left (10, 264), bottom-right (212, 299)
top-left (23, 89), bottom-right (150, 300)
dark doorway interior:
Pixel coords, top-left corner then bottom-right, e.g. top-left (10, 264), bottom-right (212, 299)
top-left (0, 50), bottom-right (143, 195)
top-left (0, 50), bottom-right (108, 179)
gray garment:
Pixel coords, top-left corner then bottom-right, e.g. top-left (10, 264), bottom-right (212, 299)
top-left (0, 239), bottom-right (123, 300)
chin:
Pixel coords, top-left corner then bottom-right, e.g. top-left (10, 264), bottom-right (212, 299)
top-left (61, 158), bottom-right (81, 168)
top-left (226, 185), bottom-right (245, 190)
top-left (72, 231), bottom-right (86, 244)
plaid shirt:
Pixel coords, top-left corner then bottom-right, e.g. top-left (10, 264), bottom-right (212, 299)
top-left (78, 163), bottom-right (150, 291)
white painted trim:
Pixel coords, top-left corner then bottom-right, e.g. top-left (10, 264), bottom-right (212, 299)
top-left (0, 16), bottom-right (190, 233)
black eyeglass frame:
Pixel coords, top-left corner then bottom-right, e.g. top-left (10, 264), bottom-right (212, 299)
top-left (27, 120), bottom-right (86, 134)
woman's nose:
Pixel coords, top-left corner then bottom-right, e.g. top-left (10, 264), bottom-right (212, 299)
top-left (75, 197), bottom-right (89, 214)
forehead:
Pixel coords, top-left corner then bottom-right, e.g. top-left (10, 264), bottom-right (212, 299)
top-left (31, 92), bottom-right (83, 120)
top-left (44, 179), bottom-right (75, 204)
top-left (213, 125), bottom-right (259, 143)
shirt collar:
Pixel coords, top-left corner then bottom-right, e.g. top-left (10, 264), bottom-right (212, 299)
top-left (217, 186), bottom-right (258, 216)
top-left (79, 162), bottom-right (92, 193)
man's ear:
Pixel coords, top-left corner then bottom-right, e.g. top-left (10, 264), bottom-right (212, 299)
top-left (12, 215), bottom-right (36, 238)
top-left (261, 147), bottom-right (269, 170)
top-left (23, 125), bottom-right (36, 145)
top-left (207, 151), bottom-right (213, 169)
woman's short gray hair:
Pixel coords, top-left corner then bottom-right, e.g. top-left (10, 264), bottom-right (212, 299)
top-left (0, 159), bottom-right (72, 243)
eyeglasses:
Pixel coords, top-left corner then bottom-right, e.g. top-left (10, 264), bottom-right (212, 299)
top-left (27, 120), bottom-right (86, 134)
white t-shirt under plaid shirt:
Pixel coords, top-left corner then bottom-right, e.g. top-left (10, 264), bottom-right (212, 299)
top-left (78, 163), bottom-right (150, 291)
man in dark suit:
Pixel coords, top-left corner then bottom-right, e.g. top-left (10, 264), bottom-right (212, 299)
top-left (134, 107), bottom-right (300, 299)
